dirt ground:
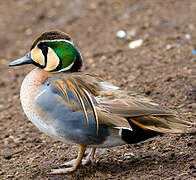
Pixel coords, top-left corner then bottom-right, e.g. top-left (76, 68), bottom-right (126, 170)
top-left (0, 0), bottom-right (196, 179)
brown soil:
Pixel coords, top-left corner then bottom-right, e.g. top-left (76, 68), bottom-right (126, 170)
top-left (0, 0), bottom-right (196, 179)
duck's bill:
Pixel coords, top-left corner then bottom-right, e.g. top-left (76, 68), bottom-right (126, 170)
top-left (9, 53), bottom-right (33, 66)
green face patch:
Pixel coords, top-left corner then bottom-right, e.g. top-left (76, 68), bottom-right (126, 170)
top-left (45, 41), bottom-right (77, 70)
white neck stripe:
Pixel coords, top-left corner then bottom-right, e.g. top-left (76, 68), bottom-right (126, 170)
top-left (58, 61), bottom-right (75, 72)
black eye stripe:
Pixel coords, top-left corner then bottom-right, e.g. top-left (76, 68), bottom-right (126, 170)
top-left (37, 42), bottom-right (48, 67)
top-left (37, 42), bottom-right (46, 49)
top-left (42, 47), bottom-right (48, 58)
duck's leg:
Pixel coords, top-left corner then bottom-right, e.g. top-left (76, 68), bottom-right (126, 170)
top-left (82, 148), bottom-right (96, 165)
top-left (50, 145), bottom-right (86, 174)
top-left (60, 147), bottom-right (96, 167)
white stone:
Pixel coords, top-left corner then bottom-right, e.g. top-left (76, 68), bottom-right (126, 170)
top-left (0, 104), bottom-right (4, 110)
top-left (185, 34), bottom-right (191, 40)
top-left (116, 30), bottom-right (126, 39)
top-left (128, 39), bottom-right (143, 49)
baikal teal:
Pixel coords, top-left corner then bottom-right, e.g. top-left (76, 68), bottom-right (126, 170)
top-left (9, 30), bottom-right (194, 174)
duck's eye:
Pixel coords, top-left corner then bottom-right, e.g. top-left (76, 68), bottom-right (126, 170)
top-left (31, 45), bottom-right (46, 67)
top-left (38, 43), bottom-right (48, 56)
top-left (38, 42), bottom-right (47, 51)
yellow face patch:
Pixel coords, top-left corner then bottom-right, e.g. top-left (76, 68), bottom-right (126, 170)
top-left (31, 46), bottom-right (45, 66)
top-left (44, 47), bottom-right (60, 72)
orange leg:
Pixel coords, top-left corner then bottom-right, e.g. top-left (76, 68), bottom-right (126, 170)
top-left (50, 145), bottom-right (86, 174)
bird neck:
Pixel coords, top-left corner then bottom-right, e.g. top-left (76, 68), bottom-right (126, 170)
top-left (66, 50), bottom-right (83, 72)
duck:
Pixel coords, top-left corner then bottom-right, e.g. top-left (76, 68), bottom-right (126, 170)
top-left (9, 30), bottom-right (194, 174)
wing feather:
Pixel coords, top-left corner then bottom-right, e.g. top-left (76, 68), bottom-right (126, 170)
top-left (53, 75), bottom-right (99, 132)
top-left (52, 73), bottom-right (193, 134)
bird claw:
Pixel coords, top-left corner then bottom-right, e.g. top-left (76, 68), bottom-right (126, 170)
top-left (60, 157), bottom-right (94, 167)
top-left (60, 159), bottom-right (76, 167)
top-left (50, 167), bottom-right (76, 174)
top-left (82, 156), bottom-right (95, 166)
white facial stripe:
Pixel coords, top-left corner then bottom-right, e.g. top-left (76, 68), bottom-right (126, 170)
top-left (44, 47), bottom-right (60, 71)
top-left (31, 46), bottom-right (45, 66)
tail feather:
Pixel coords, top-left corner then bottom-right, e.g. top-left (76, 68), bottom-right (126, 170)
top-left (121, 115), bottom-right (195, 144)
top-left (121, 119), bottom-right (160, 144)
top-left (129, 115), bottom-right (195, 134)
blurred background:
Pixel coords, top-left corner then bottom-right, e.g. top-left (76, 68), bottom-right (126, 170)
top-left (0, 0), bottom-right (196, 179)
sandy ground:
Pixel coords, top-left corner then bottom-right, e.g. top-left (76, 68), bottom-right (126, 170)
top-left (0, 0), bottom-right (196, 179)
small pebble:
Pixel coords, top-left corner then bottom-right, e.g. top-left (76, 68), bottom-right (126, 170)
top-left (188, 157), bottom-right (194, 161)
top-left (128, 39), bottom-right (143, 49)
top-left (124, 152), bottom-right (135, 159)
top-left (13, 135), bottom-right (25, 143)
top-left (116, 30), bottom-right (126, 39)
top-left (192, 49), bottom-right (196, 55)
top-left (185, 34), bottom-right (191, 40)
top-left (7, 174), bottom-right (14, 178)
top-left (145, 90), bottom-right (151, 96)
top-left (0, 104), bottom-right (4, 110)
top-left (3, 153), bottom-right (12, 160)
top-left (170, 93), bottom-right (175, 97)
top-left (189, 165), bottom-right (195, 169)
top-left (188, 103), bottom-right (196, 109)
top-left (166, 44), bottom-right (171, 50)
top-left (124, 152), bottom-right (135, 156)
top-left (177, 104), bottom-right (185, 108)
top-left (166, 44), bottom-right (175, 50)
